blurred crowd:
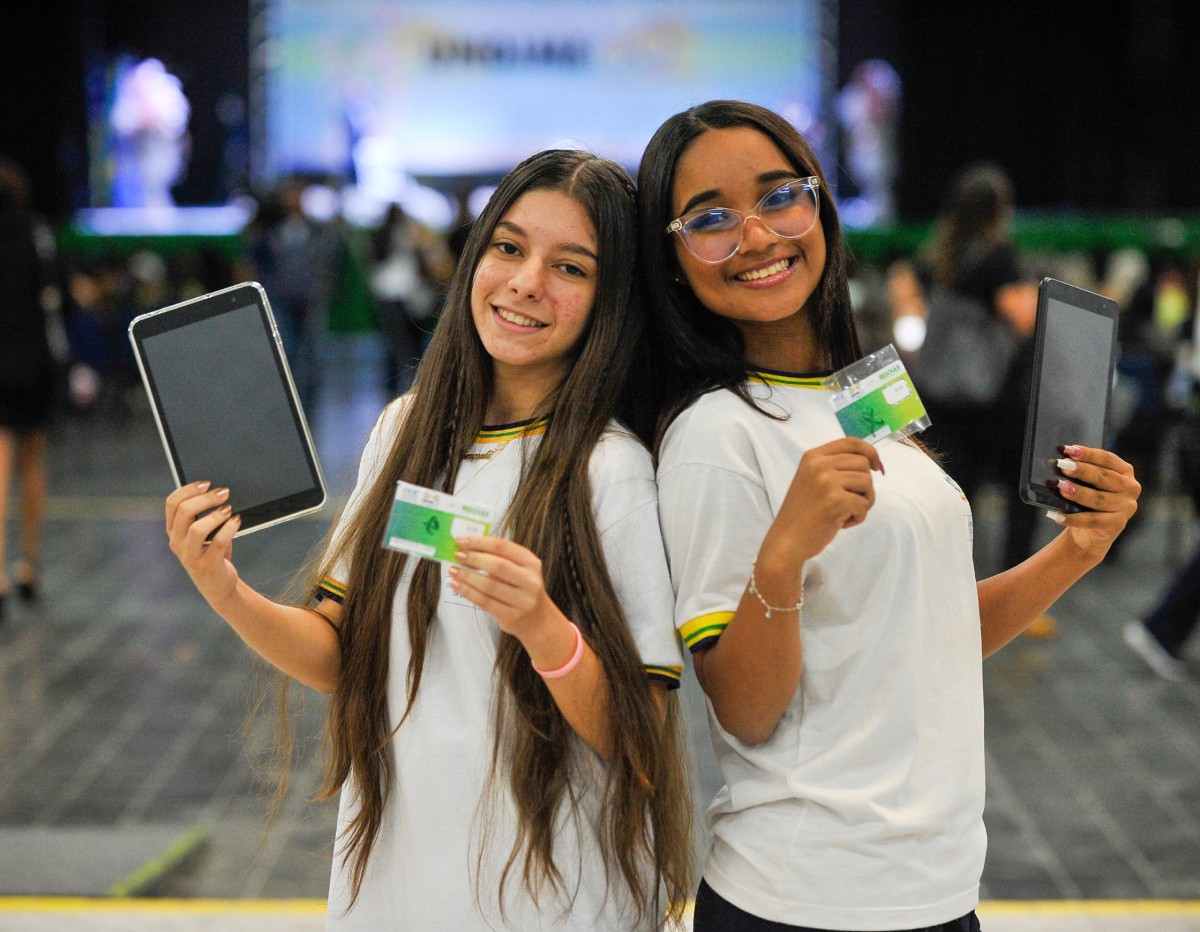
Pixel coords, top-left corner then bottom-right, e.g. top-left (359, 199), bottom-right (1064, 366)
top-left (15, 164), bottom-right (1200, 524)
top-left (5, 157), bottom-right (1200, 660)
top-left (855, 162), bottom-right (1200, 669)
top-left (855, 166), bottom-right (1200, 569)
top-left (44, 174), bottom-right (468, 427)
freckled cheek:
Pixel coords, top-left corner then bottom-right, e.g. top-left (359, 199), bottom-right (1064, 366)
top-left (550, 288), bottom-right (594, 335)
top-left (471, 263), bottom-right (501, 305)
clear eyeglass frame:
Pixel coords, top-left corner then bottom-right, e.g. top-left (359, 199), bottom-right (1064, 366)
top-left (666, 175), bottom-right (821, 264)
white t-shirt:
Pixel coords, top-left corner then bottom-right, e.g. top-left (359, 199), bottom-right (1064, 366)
top-left (657, 372), bottom-right (985, 931)
top-left (321, 399), bottom-right (683, 931)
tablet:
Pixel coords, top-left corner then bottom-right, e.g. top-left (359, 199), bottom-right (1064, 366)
top-left (129, 281), bottom-right (327, 535)
top-left (1019, 277), bottom-right (1119, 513)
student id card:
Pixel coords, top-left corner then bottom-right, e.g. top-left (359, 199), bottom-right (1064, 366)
top-left (824, 344), bottom-right (931, 444)
top-left (383, 482), bottom-right (494, 563)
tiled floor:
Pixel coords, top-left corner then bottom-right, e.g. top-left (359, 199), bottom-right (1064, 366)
top-left (0, 334), bottom-right (1198, 928)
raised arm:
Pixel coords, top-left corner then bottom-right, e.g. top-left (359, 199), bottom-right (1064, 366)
top-left (686, 437), bottom-right (882, 745)
top-left (165, 482), bottom-right (341, 694)
top-left (978, 444), bottom-right (1140, 656)
top-left (447, 535), bottom-right (667, 758)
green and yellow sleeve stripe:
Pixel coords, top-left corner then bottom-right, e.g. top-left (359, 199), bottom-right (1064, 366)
top-left (679, 611), bottom-right (735, 653)
top-left (315, 576), bottom-right (347, 605)
top-left (645, 665), bottom-right (683, 690)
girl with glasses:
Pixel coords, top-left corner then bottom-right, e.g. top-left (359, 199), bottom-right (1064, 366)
top-left (637, 99), bottom-right (1140, 931)
top-left (165, 149), bottom-right (692, 930)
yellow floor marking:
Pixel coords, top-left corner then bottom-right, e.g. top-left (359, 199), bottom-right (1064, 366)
top-left (980, 900), bottom-right (1200, 915)
top-left (2, 898), bottom-right (1200, 916)
top-left (0, 897), bottom-right (326, 913)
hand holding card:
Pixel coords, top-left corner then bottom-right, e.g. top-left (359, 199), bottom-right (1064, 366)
top-left (825, 344), bottom-right (930, 444)
top-left (383, 482), bottom-right (494, 563)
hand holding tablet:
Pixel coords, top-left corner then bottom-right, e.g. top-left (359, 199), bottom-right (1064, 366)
top-left (129, 281), bottom-right (327, 537)
top-left (164, 480), bottom-right (244, 608)
top-left (1018, 278), bottom-right (1119, 514)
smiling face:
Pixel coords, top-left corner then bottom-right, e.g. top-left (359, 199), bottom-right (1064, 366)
top-left (471, 187), bottom-right (599, 397)
top-left (670, 126), bottom-right (827, 367)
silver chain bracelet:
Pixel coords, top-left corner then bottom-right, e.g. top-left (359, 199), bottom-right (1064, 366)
top-left (748, 561), bottom-right (804, 619)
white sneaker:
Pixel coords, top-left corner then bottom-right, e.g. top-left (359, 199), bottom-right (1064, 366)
top-left (1123, 622), bottom-right (1188, 682)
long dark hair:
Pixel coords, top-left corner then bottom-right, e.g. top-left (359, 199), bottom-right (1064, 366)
top-left (313, 148), bottom-right (692, 925)
top-left (926, 162), bottom-right (1015, 291)
top-left (636, 99), bottom-right (862, 439)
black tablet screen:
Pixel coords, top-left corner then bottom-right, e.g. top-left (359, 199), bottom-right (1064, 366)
top-left (1025, 295), bottom-right (1115, 503)
top-left (139, 302), bottom-right (317, 513)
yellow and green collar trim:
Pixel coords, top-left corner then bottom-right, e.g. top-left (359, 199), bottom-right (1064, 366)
top-left (475, 415), bottom-right (550, 445)
top-left (679, 611), bottom-right (735, 652)
top-left (749, 370), bottom-right (828, 389)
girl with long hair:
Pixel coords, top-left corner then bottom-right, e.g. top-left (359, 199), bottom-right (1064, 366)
top-left (166, 149), bottom-right (692, 930)
top-left (637, 100), bottom-right (1140, 931)
top-left (920, 163), bottom-right (1042, 583)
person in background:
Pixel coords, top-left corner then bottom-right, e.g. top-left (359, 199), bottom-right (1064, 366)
top-left (244, 176), bottom-right (339, 417)
top-left (1124, 302), bottom-right (1200, 681)
top-left (1125, 547), bottom-right (1199, 682)
top-left (637, 99), bottom-right (1140, 932)
top-left (917, 164), bottom-right (1058, 637)
top-left (368, 201), bottom-right (452, 395)
top-left (0, 156), bottom-right (67, 620)
top-left (920, 165), bottom-right (1040, 565)
top-left (1110, 252), bottom-right (1192, 508)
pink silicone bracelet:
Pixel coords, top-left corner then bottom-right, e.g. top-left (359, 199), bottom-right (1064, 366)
top-left (532, 622), bottom-right (584, 679)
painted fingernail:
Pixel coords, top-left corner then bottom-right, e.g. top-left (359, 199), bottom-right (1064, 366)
top-left (220, 504), bottom-right (232, 515)
top-left (1058, 479), bottom-right (1075, 495)
top-left (448, 565), bottom-right (459, 576)
top-left (454, 551), bottom-right (467, 563)
top-left (1046, 509), bottom-right (1066, 523)
top-left (1056, 458), bottom-right (1077, 474)
top-left (215, 487), bottom-right (229, 499)
top-left (196, 481), bottom-right (211, 491)
top-left (1063, 445), bottom-right (1083, 458)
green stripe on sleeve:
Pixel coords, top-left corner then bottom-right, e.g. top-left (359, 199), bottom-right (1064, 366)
top-left (679, 611), bottom-right (735, 651)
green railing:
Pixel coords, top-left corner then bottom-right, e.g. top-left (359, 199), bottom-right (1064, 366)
top-left (844, 215), bottom-right (1200, 265)
top-left (58, 215), bottom-right (1200, 331)
top-left (57, 227), bottom-right (246, 261)
top-left (61, 214), bottom-right (1200, 264)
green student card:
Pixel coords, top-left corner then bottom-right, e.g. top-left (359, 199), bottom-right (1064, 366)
top-left (383, 482), bottom-right (494, 563)
top-left (825, 344), bottom-right (931, 444)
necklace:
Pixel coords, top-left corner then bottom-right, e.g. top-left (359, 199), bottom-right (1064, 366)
top-left (456, 438), bottom-right (514, 498)
top-left (457, 416), bottom-right (547, 492)
top-left (463, 438), bottom-right (512, 461)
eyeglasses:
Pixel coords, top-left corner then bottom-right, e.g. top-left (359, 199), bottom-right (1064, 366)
top-left (666, 176), bottom-right (821, 264)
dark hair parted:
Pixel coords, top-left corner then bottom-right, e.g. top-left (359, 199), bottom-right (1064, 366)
top-left (926, 162), bottom-right (1015, 292)
top-left (313, 149), bottom-right (692, 925)
top-left (635, 99), bottom-right (862, 439)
